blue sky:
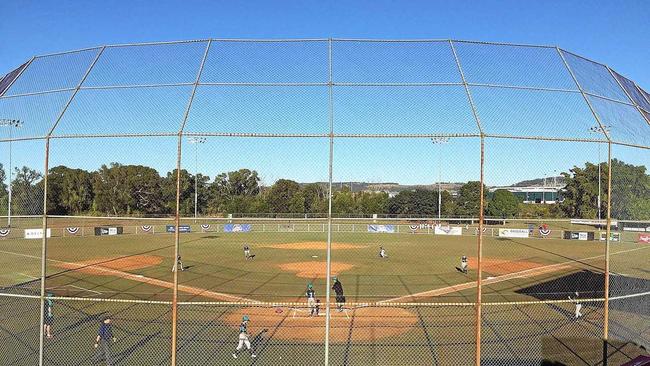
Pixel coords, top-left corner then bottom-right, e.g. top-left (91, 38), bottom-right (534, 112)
top-left (0, 1), bottom-right (648, 186)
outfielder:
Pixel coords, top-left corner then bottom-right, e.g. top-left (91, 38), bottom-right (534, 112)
top-left (379, 246), bottom-right (387, 258)
top-left (171, 255), bottom-right (184, 272)
top-left (306, 284), bottom-right (317, 317)
top-left (233, 315), bottom-right (256, 358)
top-left (568, 292), bottom-right (583, 319)
top-left (243, 244), bottom-right (251, 260)
top-left (460, 255), bottom-right (468, 274)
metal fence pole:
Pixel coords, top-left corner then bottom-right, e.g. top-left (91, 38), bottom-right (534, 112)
top-left (324, 37), bottom-right (334, 366)
top-left (476, 137), bottom-right (485, 365)
top-left (171, 135), bottom-right (182, 365)
top-left (603, 141), bottom-right (613, 364)
top-left (38, 138), bottom-right (50, 366)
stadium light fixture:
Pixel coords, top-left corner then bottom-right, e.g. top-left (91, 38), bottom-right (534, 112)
top-left (431, 138), bottom-right (449, 222)
top-left (188, 137), bottom-right (207, 222)
top-left (0, 119), bottom-right (24, 228)
top-left (588, 126), bottom-right (610, 225)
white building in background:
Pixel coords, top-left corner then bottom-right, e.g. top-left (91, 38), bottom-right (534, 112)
top-left (489, 186), bottom-right (563, 204)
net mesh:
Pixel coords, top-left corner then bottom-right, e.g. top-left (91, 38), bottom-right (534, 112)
top-left (0, 38), bottom-right (648, 365)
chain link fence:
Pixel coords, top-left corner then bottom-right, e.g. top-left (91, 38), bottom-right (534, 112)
top-left (0, 39), bottom-right (649, 365)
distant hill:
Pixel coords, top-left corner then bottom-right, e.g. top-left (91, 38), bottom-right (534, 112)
top-left (512, 176), bottom-right (565, 187)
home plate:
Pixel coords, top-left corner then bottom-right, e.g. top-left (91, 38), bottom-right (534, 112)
top-left (311, 255), bottom-right (319, 258)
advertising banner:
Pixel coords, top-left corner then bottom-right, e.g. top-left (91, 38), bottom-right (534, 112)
top-left (166, 225), bottom-right (191, 233)
top-left (498, 228), bottom-right (529, 238)
top-left (434, 226), bottom-right (462, 236)
top-left (24, 228), bottom-right (52, 239)
top-left (94, 227), bottom-right (123, 236)
top-left (599, 232), bottom-right (620, 242)
top-left (639, 233), bottom-right (650, 244)
top-left (367, 225), bottom-right (395, 233)
top-left (563, 231), bottom-right (594, 241)
top-left (66, 227), bottom-right (80, 235)
top-left (224, 224), bottom-right (251, 233)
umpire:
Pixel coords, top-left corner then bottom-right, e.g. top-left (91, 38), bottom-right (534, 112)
top-left (94, 316), bottom-right (116, 365)
top-left (332, 276), bottom-right (345, 312)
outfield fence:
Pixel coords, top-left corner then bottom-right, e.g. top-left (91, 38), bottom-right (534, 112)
top-left (1, 38), bottom-right (649, 365)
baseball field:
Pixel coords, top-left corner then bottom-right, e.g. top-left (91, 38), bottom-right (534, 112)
top-left (0, 217), bottom-right (648, 365)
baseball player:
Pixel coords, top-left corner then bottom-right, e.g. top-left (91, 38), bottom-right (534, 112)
top-left (460, 255), bottom-right (468, 274)
top-left (315, 299), bottom-right (321, 316)
top-left (306, 284), bottom-right (317, 316)
top-left (43, 293), bottom-right (54, 339)
top-left (232, 315), bottom-right (256, 358)
top-left (243, 245), bottom-right (251, 260)
top-left (93, 316), bottom-right (116, 366)
top-left (171, 255), bottom-right (184, 272)
top-left (332, 276), bottom-right (345, 312)
top-left (379, 246), bottom-right (387, 258)
top-left (568, 292), bottom-right (583, 319)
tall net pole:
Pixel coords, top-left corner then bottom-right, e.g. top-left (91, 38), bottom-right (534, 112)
top-left (324, 37), bottom-right (334, 366)
top-left (603, 141), bottom-right (613, 365)
top-left (38, 138), bottom-right (50, 366)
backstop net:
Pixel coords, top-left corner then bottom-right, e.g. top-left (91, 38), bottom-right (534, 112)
top-left (0, 39), bottom-right (648, 366)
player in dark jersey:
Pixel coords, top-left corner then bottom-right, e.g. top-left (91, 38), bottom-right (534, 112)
top-left (306, 284), bottom-right (316, 316)
top-left (332, 277), bottom-right (345, 312)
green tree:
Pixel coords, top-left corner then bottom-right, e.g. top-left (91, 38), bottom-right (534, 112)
top-left (455, 181), bottom-right (487, 217)
top-left (266, 179), bottom-right (301, 214)
top-left (12, 166), bottom-right (43, 215)
top-left (486, 189), bottom-right (520, 218)
top-left (93, 163), bottom-right (163, 215)
top-left (47, 166), bottom-right (93, 215)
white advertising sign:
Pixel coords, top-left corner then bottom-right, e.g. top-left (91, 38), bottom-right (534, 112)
top-left (24, 228), bottom-right (52, 239)
top-left (498, 228), bottom-right (529, 238)
top-left (434, 226), bottom-right (463, 236)
top-left (108, 227), bottom-right (118, 236)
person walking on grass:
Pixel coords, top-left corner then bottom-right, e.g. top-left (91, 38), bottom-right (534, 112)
top-left (93, 316), bottom-right (116, 366)
top-left (43, 293), bottom-right (54, 339)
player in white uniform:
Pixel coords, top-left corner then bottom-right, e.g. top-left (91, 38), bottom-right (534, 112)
top-left (171, 255), bottom-right (184, 272)
top-left (460, 255), bottom-right (468, 274)
top-left (232, 315), bottom-right (256, 358)
top-left (379, 246), bottom-right (387, 258)
top-left (243, 245), bottom-right (251, 260)
top-left (568, 292), bottom-right (583, 318)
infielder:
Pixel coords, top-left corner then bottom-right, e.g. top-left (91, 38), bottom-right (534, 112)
top-left (332, 277), bottom-right (345, 312)
top-left (171, 255), bottom-right (184, 272)
top-left (306, 284), bottom-right (317, 317)
top-left (243, 245), bottom-right (251, 260)
top-left (379, 246), bottom-right (387, 259)
top-left (568, 292), bottom-right (583, 319)
top-left (43, 293), bottom-right (54, 339)
top-left (460, 255), bottom-right (468, 274)
top-left (233, 315), bottom-right (256, 358)
top-left (93, 316), bottom-right (116, 366)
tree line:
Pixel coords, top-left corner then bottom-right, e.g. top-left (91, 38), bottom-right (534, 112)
top-left (2, 159), bottom-right (648, 220)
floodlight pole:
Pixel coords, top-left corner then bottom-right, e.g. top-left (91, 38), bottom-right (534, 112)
top-left (0, 119), bottom-right (23, 228)
top-left (589, 125), bottom-right (610, 226)
top-left (188, 137), bottom-right (206, 223)
top-left (431, 137), bottom-right (449, 222)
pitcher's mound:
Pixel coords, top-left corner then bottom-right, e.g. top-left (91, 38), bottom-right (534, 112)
top-left (225, 306), bottom-right (418, 342)
top-left (279, 262), bottom-right (354, 278)
top-left (261, 242), bottom-right (367, 250)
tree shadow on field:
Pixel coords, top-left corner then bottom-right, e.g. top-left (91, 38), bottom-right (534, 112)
top-left (515, 269), bottom-right (650, 317)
